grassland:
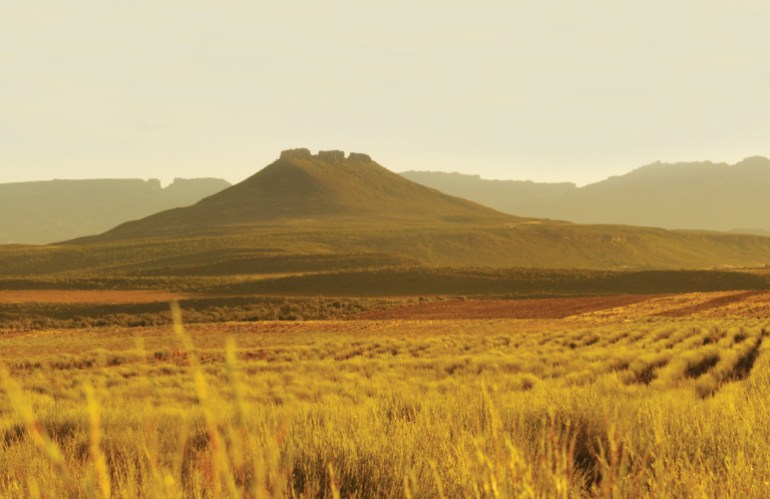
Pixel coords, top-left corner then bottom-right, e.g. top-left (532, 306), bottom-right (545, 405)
top-left (2, 293), bottom-right (770, 497)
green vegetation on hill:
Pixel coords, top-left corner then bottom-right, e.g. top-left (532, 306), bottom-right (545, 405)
top-left (4, 221), bottom-right (769, 277)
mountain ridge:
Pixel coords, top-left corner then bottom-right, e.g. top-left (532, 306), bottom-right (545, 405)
top-left (0, 177), bottom-right (231, 244)
top-left (401, 156), bottom-right (770, 232)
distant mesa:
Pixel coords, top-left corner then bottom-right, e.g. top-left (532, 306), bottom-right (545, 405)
top-left (401, 156), bottom-right (770, 233)
top-left (0, 176), bottom-right (231, 244)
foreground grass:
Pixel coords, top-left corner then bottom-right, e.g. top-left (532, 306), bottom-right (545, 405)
top-left (1, 312), bottom-right (769, 497)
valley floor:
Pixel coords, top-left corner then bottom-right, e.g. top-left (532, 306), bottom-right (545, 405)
top-left (1, 292), bottom-right (770, 497)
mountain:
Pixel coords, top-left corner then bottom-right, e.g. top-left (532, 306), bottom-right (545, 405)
top-left (80, 149), bottom-right (512, 241)
top-left (401, 157), bottom-right (770, 232)
top-left (0, 177), bottom-right (231, 244)
top-left (2, 149), bottom-right (770, 278)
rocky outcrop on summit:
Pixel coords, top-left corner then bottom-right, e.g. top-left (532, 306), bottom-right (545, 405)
top-left (347, 152), bottom-right (372, 162)
top-left (316, 150), bottom-right (346, 162)
top-left (281, 148), bottom-right (372, 163)
top-left (279, 148), bottom-right (312, 160)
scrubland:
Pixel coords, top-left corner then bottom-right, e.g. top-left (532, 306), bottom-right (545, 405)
top-left (1, 303), bottom-right (769, 497)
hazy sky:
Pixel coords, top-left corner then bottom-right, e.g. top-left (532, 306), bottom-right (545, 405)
top-left (3, 1), bottom-right (769, 186)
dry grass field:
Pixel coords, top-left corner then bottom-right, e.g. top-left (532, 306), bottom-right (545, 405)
top-left (1, 292), bottom-right (770, 497)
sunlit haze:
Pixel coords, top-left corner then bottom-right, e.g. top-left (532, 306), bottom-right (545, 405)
top-left (3, 1), bottom-right (769, 186)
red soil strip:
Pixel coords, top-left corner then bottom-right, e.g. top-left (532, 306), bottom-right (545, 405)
top-left (356, 294), bottom-right (661, 320)
top-left (655, 290), bottom-right (765, 317)
top-left (0, 290), bottom-right (191, 305)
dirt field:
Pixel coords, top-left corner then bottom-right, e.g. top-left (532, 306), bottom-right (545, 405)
top-left (570, 290), bottom-right (770, 323)
top-left (357, 290), bottom-right (770, 321)
top-left (2, 288), bottom-right (769, 321)
top-left (357, 294), bottom-right (661, 320)
top-left (0, 289), bottom-right (191, 304)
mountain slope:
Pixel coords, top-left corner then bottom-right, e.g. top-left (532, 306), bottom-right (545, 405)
top-left (0, 177), bottom-right (231, 244)
top-left (3, 149), bottom-right (770, 277)
top-left (83, 149), bottom-right (514, 240)
top-left (401, 157), bottom-right (770, 232)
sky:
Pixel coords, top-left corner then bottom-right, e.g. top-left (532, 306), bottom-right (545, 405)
top-left (2, 1), bottom-right (769, 186)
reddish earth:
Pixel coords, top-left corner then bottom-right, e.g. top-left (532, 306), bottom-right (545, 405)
top-left (571, 290), bottom-right (770, 323)
top-left (357, 291), bottom-right (770, 321)
top-left (356, 294), bottom-right (663, 320)
top-left (654, 290), bottom-right (764, 317)
top-left (2, 289), bottom-right (768, 321)
top-left (0, 290), bottom-right (191, 304)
